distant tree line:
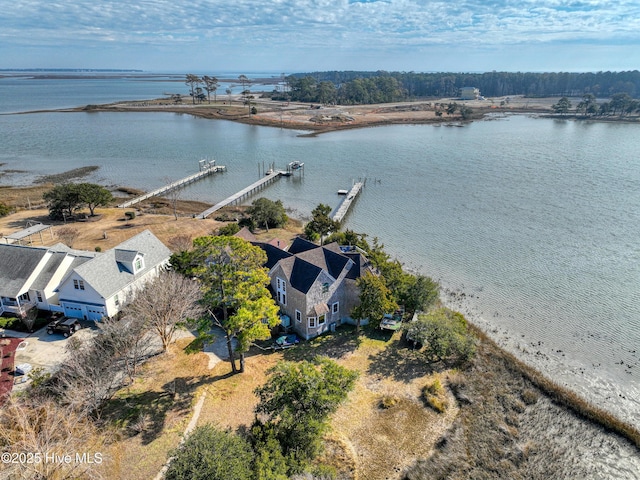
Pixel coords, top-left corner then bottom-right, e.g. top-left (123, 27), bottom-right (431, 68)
top-left (552, 93), bottom-right (640, 117)
top-left (271, 70), bottom-right (640, 104)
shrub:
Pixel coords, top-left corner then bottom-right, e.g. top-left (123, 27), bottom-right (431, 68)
top-left (0, 201), bottom-right (10, 217)
top-left (422, 379), bottom-right (448, 413)
top-left (94, 246), bottom-right (102, 252)
top-left (0, 316), bottom-right (20, 329)
top-left (165, 424), bottom-right (254, 480)
top-left (407, 308), bottom-right (476, 365)
top-left (217, 223), bottom-right (241, 236)
top-left (423, 394), bottom-right (448, 414)
top-left (238, 217), bottom-right (256, 232)
top-left (124, 211), bottom-right (136, 220)
top-left (424, 378), bottom-right (443, 396)
top-left (380, 395), bottom-right (399, 409)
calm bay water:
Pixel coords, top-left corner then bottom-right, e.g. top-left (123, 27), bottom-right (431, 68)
top-left (1, 76), bottom-right (639, 431)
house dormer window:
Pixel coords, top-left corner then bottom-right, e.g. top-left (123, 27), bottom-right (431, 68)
top-left (135, 257), bottom-right (143, 272)
top-left (276, 277), bottom-right (286, 305)
top-left (322, 282), bottom-right (329, 293)
top-left (73, 279), bottom-right (85, 290)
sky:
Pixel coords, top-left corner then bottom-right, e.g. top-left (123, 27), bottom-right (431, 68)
top-left (2, 0), bottom-right (639, 73)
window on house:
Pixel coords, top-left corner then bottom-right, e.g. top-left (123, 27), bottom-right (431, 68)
top-left (332, 302), bottom-right (339, 314)
top-left (295, 310), bottom-right (302, 323)
top-left (114, 294), bottom-right (120, 307)
top-left (322, 282), bottom-right (329, 293)
top-left (135, 258), bottom-right (143, 271)
top-left (19, 292), bottom-right (30, 302)
top-left (73, 279), bottom-right (85, 291)
top-left (318, 314), bottom-right (326, 326)
top-left (276, 277), bottom-right (287, 305)
top-left (36, 291), bottom-right (43, 303)
top-left (308, 316), bottom-right (316, 328)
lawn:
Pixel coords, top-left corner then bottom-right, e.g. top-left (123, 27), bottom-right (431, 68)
top-left (99, 325), bottom-right (460, 480)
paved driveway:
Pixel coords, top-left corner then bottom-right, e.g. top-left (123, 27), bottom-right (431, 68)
top-left (9, 323), bottom-right (97, 388)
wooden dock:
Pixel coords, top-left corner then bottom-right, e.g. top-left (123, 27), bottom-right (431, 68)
top-left (197, 171), bottom-right (284, 219)
top-left (117, 165), bottom-right (226, 208)
top-left (332, 182), bottom-right (363, 223)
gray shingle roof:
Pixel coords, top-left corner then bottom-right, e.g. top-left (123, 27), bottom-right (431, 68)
top-left (71, 230), bottom-right (171, 299)
top-left (30, 252), bottom-right (67, 291)
top-left (252, 241), bottom-right (293, 269)
top-left (296, 244), bottom-right (351, 280)
top-left (0, 244), bottom-right (49, 297)
top-left (287, 237), bottom-right (318, 255)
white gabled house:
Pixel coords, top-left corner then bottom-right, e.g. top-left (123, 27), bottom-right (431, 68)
top-left (0, 229), bottom-right (170, 322)
top-left (56, 230), bottom-right (171, 320)
top-left (0, 243), bottom-right (96, 317)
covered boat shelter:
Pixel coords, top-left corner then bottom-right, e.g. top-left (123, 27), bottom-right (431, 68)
top-left (1, 223), bottom-right (54, 245)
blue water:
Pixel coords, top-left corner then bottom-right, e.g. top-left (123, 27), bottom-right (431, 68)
top-left (0, 75), bottom-right (639, 427)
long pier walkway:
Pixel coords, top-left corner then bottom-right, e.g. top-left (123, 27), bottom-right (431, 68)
top-left (117, 164), bottom-right (226, 208)
top-left (332, 182), bottom-right (363, 222)
top-left (197, 171), bottom-right (284, 219)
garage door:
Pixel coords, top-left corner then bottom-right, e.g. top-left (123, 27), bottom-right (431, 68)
top-left (63, 304), bottom-right (84, 319)
top-left (86, 307), bottom-right (105, 321)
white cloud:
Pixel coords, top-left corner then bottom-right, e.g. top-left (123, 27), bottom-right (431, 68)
top-left (1, 0), bottom-right (639, 70)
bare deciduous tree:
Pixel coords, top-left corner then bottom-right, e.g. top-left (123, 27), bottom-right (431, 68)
top-left (56, 226), bottom-right (80, 248)
top-left (0, 397), bottom-right (112, 479)
top-left (20, 307), bottom-right (39, 332)
top-left (53, 334), bottom-right (125, 418)
top-left (98, 316), bottom-right (156, 382)
top-left (124, 271), bottom-right (204, 352)
top-left (168, 234), bottom-right (193, 253)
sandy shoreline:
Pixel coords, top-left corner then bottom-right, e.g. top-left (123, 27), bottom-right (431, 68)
top-left (1, 95), bottom-right (559, 132)
top-left (6, 94), bottom-right (638, 135)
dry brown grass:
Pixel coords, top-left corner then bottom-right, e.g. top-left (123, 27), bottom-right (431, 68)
top-left (0, 184), bottom-right (53, 209)
top-left (0, 207), bottom-right (218, 251)
top-left (194, 328), bottom-right (460, 480)
top-left (0, 201), bottom-right (303, 253)
top-left (195, 351), bottom-right (284, 431)
top-left (100, 338), bottom-right (212, 480)
top-left (328, 333), bottom-right (458, 480)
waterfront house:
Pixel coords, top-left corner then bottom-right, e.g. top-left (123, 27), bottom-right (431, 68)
top-left (460, 86), bottom-right (480, 100)
top-left (56, 230), bottom-right (171, 320)
top-left (258, 237), bottom-right (371, 340)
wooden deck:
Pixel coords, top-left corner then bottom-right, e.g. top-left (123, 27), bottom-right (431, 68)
top-left (117, 165), bottom-right (226, 208)
top-left (332, 182), bottom-right (363, 222)
top-left (197, 171), bottom-right (284, 219)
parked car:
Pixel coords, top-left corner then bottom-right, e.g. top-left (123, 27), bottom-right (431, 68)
top-left (47, 318), bottom-right (81, 337)
top-left (272, 334), bottom-right (300, 350)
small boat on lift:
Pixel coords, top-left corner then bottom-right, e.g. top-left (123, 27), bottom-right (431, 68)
top-left (337, 189), bottom-right (349, 195)
top-left (288, 160), bottom-right (304, 170)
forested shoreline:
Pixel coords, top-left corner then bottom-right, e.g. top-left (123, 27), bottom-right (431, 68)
top-left (275, 70), bottom-right (640, 105)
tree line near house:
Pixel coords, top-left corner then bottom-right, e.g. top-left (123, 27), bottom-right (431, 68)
top-left (277, 70), bottom-right (640, 104)
top-left (181, 70), bottom-right (640, 111)
top-left (551, 92), bottom-right (640, 117)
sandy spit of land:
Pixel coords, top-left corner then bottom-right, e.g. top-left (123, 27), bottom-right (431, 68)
top-left (63, 95), bottom-right (562, 135)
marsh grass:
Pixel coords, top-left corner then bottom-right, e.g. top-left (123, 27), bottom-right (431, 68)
top-left (470, 325), bottom-right (640, 449)
top-left (404, 326), bottom-right (640, 480)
